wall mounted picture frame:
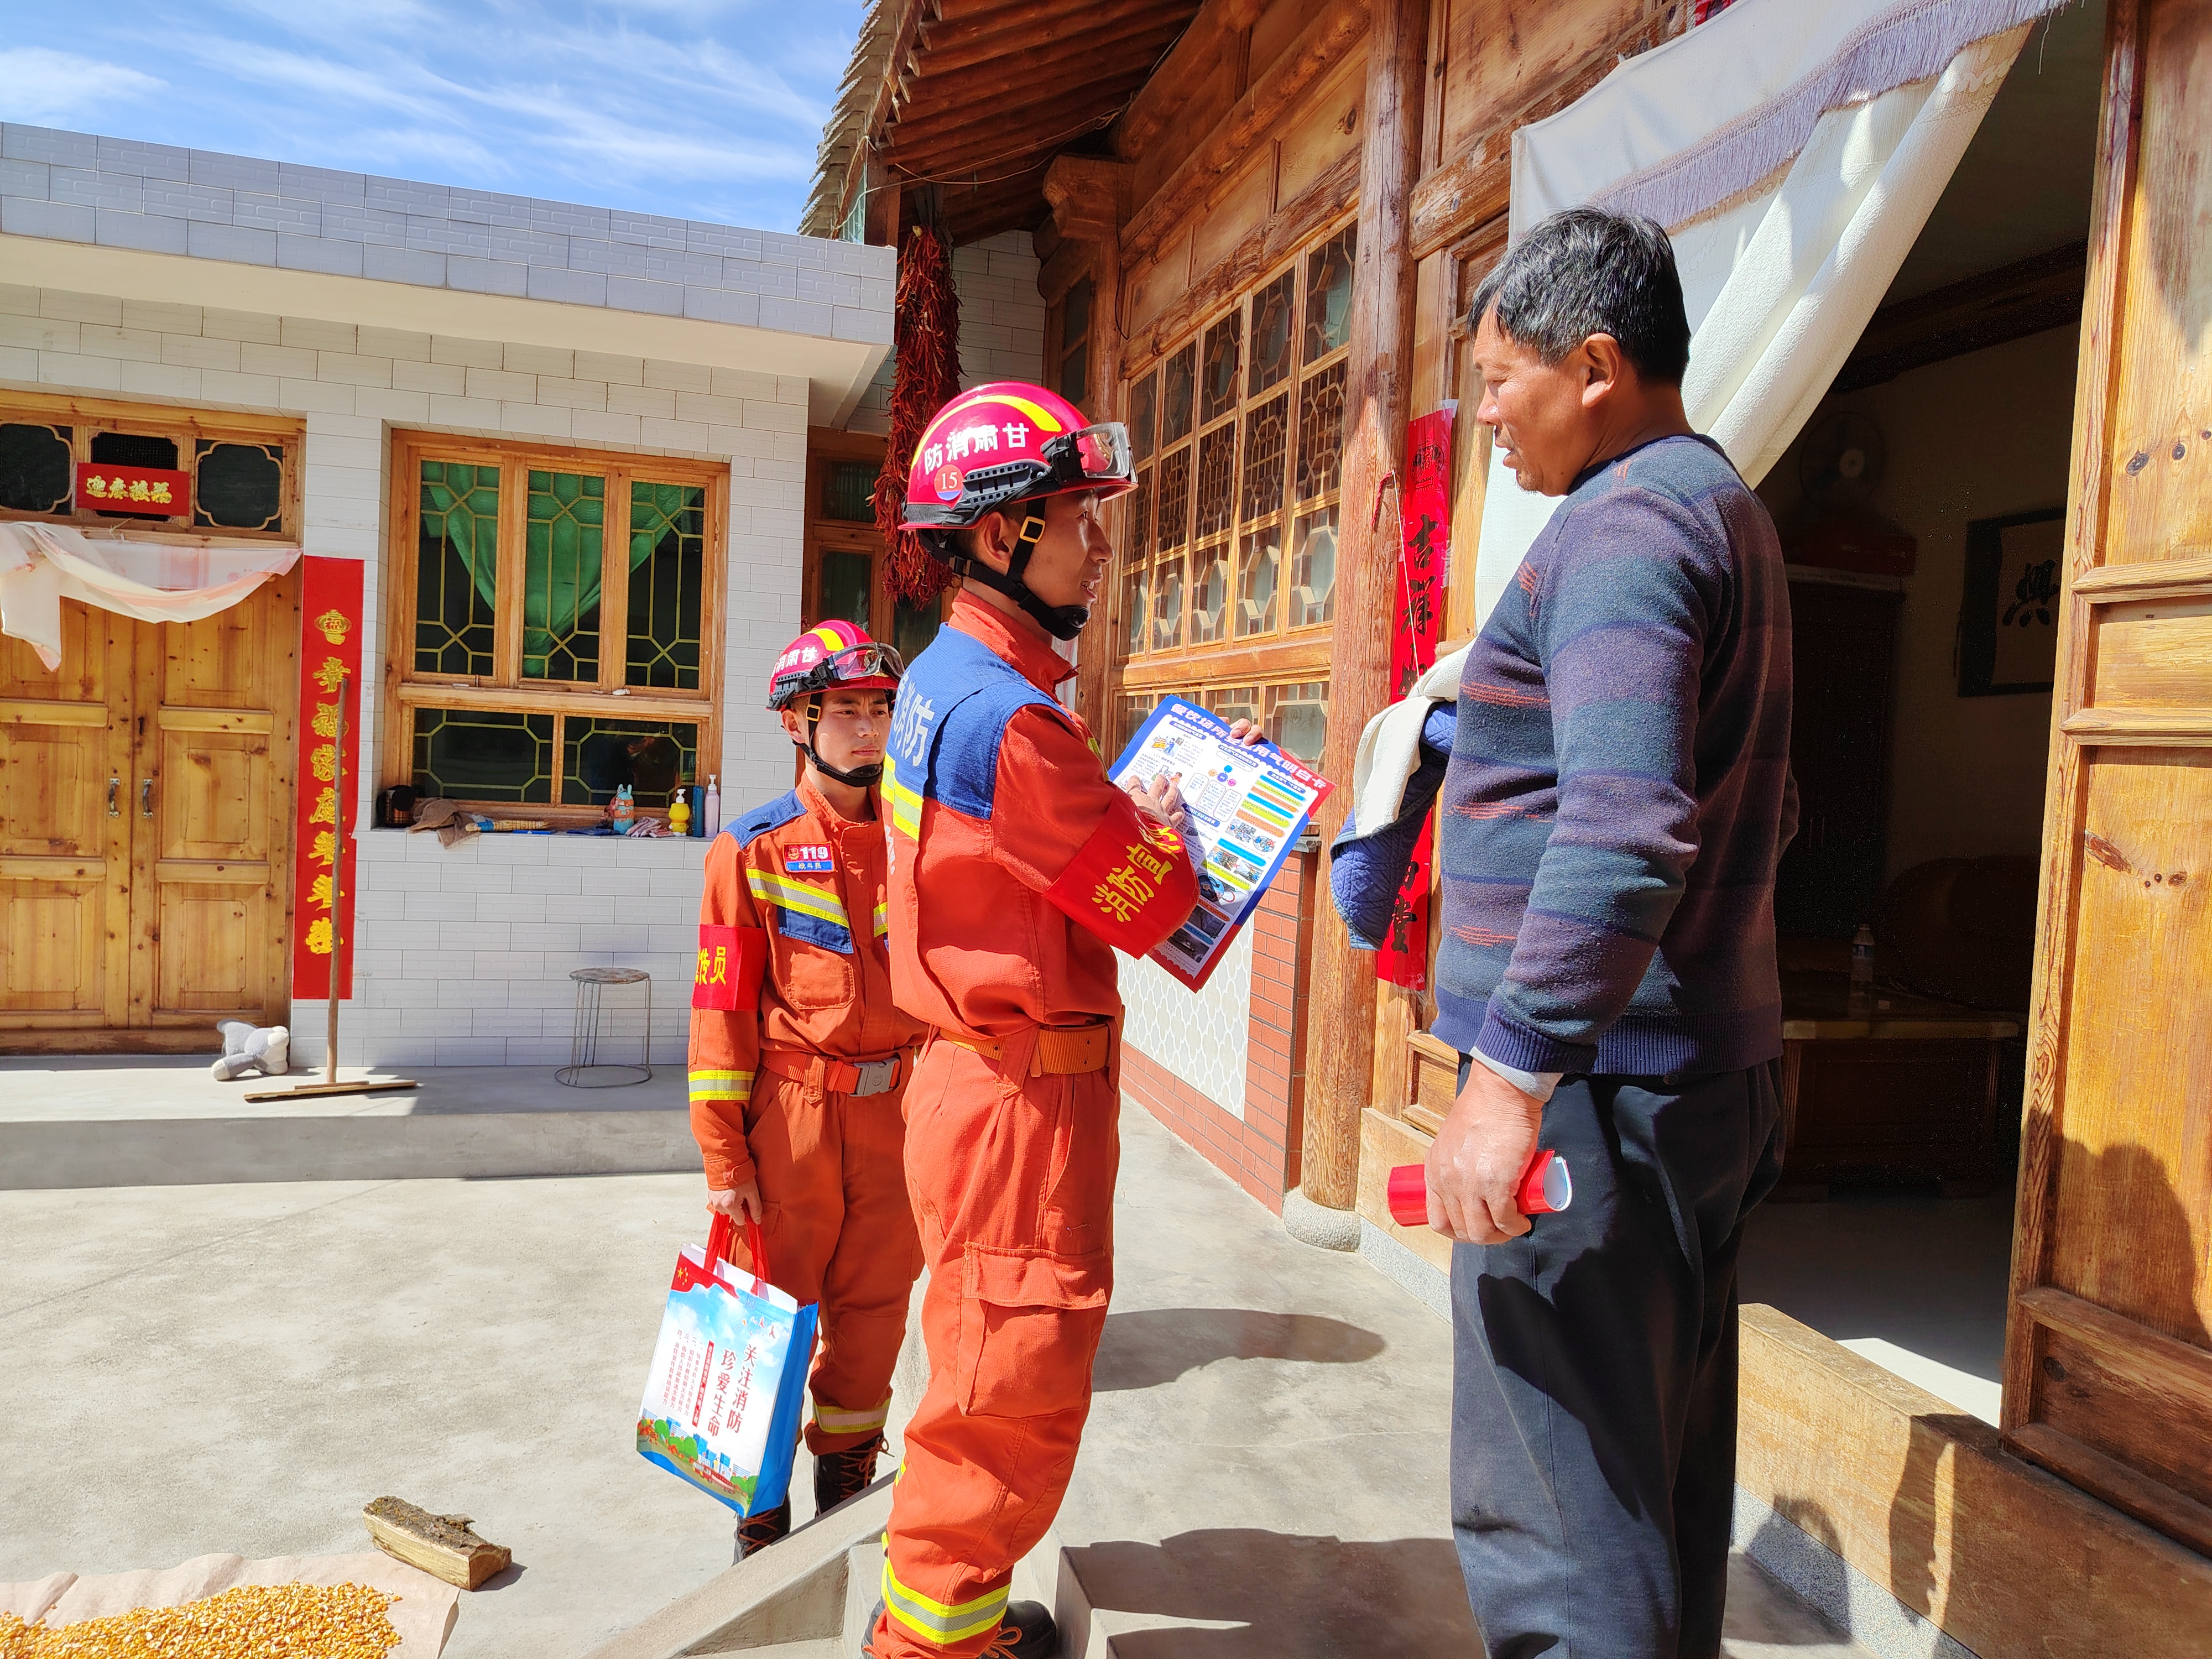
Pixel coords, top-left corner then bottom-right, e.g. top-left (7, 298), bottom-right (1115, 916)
top-left (1959, 507), bottom-right (2064, 697)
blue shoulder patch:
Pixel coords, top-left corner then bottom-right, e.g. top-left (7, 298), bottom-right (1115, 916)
top-left (890, 626), bottom-right (1056, 822)
top-left (727, 789), bottom-right (806, 849)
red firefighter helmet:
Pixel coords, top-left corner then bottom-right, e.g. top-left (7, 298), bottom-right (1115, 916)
top-left (765, 619), bottom-right (901, 712)
top-left (899, 382), bottom-right (1135, 534)
top-left (898, 382), bottom-right (1135, 640)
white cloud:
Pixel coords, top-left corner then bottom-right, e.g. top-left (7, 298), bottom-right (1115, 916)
top-left (0, 49), bottom-right (166, 127)
top-left (0, 2), bottom-right (864, 231)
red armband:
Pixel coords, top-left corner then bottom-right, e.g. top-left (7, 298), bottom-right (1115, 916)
top-left (691, 924), bottom-right (767, 1011)
top-left (1042, 813), bottom-right (1197, 956)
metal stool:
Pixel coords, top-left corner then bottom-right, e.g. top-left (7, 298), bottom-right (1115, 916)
top-left (557, 967), bottom-right (653, 1087)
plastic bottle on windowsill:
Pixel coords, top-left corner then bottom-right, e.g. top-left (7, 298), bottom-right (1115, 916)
top-left (1849, 923), bottom-right (1877, 1014)
top-left (703, 776), bottom-right (721, 839)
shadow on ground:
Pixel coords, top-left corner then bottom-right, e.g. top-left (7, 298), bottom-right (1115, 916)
top-left (1065, 1531), bottom-right (1474, 1656)
top-left (1091, 1309), bottom-right (1386, 1392)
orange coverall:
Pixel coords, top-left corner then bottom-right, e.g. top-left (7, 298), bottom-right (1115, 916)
top-left (687, 777), bottom-right (928, 1455)
top-left (871, 594), bottom-right (1199, 1656)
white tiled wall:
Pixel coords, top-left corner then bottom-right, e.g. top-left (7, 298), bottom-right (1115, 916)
top-left (847, 229), bottom-right (1046, 436)
top-left (1, 281), bottom-right (808, 1068)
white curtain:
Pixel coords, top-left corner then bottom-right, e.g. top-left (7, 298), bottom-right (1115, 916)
top-left (0, 522), bottom-right (300, 671)
top-left (1468, 0), bottom-right (2074, 627)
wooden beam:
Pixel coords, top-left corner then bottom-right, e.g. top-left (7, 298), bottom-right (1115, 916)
top-left (889, 80), bottom-right (1149, 179)
top-left (1044, 155), bottom-right (1135, 244)
top-left (1301, 0), bottom-right (1428, 1215)
top-left (1831, 241), bottom-right (2087, 394)
top-left (1120, 147), bottom-right (1359, 372)
top-left (1114, 0), bottom-right (1266, 164)
top-left (1119, 0), bottom-right (1370, 269)
top-left (920, 2), bottom-right (1186, 75)
top-left (888, 70), bottom-right (1147, 153)
top-left (1406, 8), bottom-right (1677, 263)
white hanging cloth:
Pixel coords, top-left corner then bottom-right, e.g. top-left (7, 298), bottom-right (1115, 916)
top-left (0, 522), bottom-right (300, 671)
top-left (1466, 0), bottom-right (2074, 627)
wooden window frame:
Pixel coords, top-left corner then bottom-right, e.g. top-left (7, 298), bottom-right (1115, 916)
top-left (1110, 215), bottom-right (1358, 702)
top-left (382, 429), bottom-right (728, 824)
top-left (0, 389), bottom-right (302, 544)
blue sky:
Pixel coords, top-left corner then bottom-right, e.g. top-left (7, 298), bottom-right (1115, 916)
top-left (0, 1), bottom-right (865, 232)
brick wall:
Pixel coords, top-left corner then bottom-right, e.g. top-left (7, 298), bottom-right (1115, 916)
top-left (1, 280), bottom-right (811, 1070)
top-left (847, 229), bottom-right (1045, 436)
top-left (1121, 846), bottom-right (1319, 1212)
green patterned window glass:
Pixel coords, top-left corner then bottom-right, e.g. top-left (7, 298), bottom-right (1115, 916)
top-left (1303, 226), bottom-right (1357, 363)
top-left (194, 441), bottom-right (284, 531)
top-left (565, 717), bottom-right (700, 808)
top-left (0, 423), bottom-right (72, 514)
top-left (524, 469), bottom-right (605, 682)
top-left (411, 708), bottom-right (554, 804)
top-left (416, 461), bottom-right (500, 677)
top-left (628, 482), bottom-right (706, 690)
top-left (822, 461), bottom-right (876, 523)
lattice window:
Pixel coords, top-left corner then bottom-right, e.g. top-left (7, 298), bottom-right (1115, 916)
top-left (386, 433), bottom-right (724, 820)
top-left (1295, 360), bottom-right (1349, 507)
top-left (524, 469), bottom-right (604, 684)
top-left (416, 460), bottom-right (500, 678)
top-left (1110, 220), bottom-right (1354, 714)
top-left (0, 395), bottom-right (299, 540)
top-left (1155, 446), bottom-right (1192, 554)
top-left (1249, 271), bottom-right (1296, 397)
top-left (627, 482), bottom-right (706, 690)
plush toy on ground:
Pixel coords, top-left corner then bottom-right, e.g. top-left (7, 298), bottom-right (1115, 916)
top-left (212, 1020), bottom-right (290, 1081)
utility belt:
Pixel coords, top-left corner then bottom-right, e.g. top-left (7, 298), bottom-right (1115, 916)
top-left (759, 1045), bottom-right (916, 1098)
top-left (930, 1016), bottom-right (1115, 1077)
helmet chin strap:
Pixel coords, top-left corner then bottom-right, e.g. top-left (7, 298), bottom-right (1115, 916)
top-left (946, 511), bottom-right (1089, 641)
top-left (801, 696), bottom-right (885, 787)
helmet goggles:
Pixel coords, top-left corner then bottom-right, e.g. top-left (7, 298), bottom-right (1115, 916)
top-left (768, 640), bottom-right (904, 710)
top-left (1045, 422), bottom-right (1134, 494)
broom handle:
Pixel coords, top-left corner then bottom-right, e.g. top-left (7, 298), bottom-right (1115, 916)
top-left (326, 672), bottom-right (346, 1087)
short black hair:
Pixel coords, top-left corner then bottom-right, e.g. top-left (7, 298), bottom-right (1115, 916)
top-left (1468, 207), bottom-right (1691, 386)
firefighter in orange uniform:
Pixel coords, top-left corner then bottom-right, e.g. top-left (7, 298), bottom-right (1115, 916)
top-left (863, 384), bottom-right (1209, 1659)
top-left (688, 620), bottom-right (928, 1558)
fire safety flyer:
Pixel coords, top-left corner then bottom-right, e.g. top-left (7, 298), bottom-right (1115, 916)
top-left (1109, 696), bottom-right (1333, 991)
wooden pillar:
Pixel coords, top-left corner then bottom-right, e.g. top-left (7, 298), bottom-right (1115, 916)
top-left (1044, 155), bottom-right (1134, 732)
top-left (1301, 0), bottom-right (1430, 1212)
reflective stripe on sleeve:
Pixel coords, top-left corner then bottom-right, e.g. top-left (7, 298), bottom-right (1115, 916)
top-left (872, 900), bottom-right (888, 938)
top-left (812, 1397), bottom-right (890, 1435)
top-left (746, 868), bottom-right (849, 929)
top-left (687, 1068), bottom-right (754, 1104)
top-left (880, 1560), bottom-right (1009, 1648)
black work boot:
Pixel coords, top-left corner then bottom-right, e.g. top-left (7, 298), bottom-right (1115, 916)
top-left (814, 1431), bottom-right (885, 1517)
top-left (859, 1597), bottom-right (1055, 1658)
top-left (734, 1498), bottom-right (790, 1562)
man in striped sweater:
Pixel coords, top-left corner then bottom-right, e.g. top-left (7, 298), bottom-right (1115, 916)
top-left (1431, 209), bottom-right (1795, 1657)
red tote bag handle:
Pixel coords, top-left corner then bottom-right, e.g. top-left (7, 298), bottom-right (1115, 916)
top-left (705, 1211), bottom-right (770, 1297)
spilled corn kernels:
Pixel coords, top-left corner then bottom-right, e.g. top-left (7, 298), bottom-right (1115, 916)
top-left (0, 1581), bottom-right (400, 1658)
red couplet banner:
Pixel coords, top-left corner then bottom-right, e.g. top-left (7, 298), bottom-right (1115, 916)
top-left (1378, 407), bottom-right (1455, 992)
top-left (291, 557), bottom-right (365, 1001)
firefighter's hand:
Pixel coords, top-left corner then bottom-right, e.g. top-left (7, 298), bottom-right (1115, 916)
top-left (707, 1179), bottom-right (764, 1223)
top-left (1128, 770), bottom-right (1190, 837)
top-left (1427, 1062), bottom-right (1543, 1245)
top-left (1224, 718), bottom-right (1265, 748)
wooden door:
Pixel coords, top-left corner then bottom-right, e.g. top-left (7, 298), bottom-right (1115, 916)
top-left (0, 575), bottom-right (296, 1049)
top-left (0, 603), bottom-right (134, 1039)
top-left (130, 572), bottom-right (299, 1034)
top-left (2001, 0), bottom-right (2212, 1556)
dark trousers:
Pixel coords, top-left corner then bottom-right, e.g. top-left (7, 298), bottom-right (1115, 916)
top-left (1449, 1060), bottom-right (1784, 1659)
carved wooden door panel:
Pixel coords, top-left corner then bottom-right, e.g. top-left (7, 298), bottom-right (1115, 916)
top-left (2002, 0), bottom-right (2212, 1556)
top-left (0, 602), bottom-right (134, 1039)
top-left (129, 570), bottom-right (298, 1033)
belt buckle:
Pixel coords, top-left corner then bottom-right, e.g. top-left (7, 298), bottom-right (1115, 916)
top-left (852, 1056), bottom-right (898, 1097)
